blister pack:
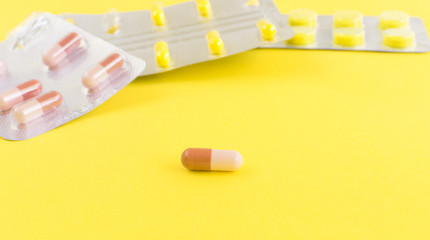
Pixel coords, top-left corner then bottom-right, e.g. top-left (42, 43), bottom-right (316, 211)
top-left (262, 9), bottom-right (430, 53)
top-left (0, 13), bottom-right (146, 140)
top-left (60, 0), bottom-right (294, 76)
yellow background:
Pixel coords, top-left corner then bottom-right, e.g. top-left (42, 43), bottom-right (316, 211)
top-left (1, 0), bottom-right (429, 239)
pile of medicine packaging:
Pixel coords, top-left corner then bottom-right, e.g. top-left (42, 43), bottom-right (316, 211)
top-left (0, 0), bottom-right (430, 140)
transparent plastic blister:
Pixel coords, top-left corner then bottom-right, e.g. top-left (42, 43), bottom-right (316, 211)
top-left (262, 10), bottom-right (430, 53)
top-left (61, 0), bottom-right (294, 76)
top-left (0, 13), bottom-right (146, 140)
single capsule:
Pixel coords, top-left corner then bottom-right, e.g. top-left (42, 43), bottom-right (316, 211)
top-left (13, 91), bottom-right (62, 124)
top-left (151, 2), bottom-right (166, 26)
top-left (82, 53), bottom-right (124, 89)
top-left (155, 41), bottom-right (172, 68)
top-left (206, 30), bottom-right (225, 55)
top-left (181, 148), bottom-right (243, 171)
top-left (43, 32), bottom-right (82, 68)
top-left (257, 19), bottom-right (277, 41)
top-left (196, 0), bottom-right (212, 17)
top-left (0, 80), bottom-right (42, 111)
top-left (334, 10), bottom-right (363, 28)
top-left (0, 61), bottom-right (6, 77)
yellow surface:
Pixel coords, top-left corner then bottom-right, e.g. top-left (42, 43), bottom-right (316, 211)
top-left (1, 0), bottom-right (430, 240)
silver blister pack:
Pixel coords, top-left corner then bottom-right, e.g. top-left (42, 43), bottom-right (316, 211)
top-left (61, 0), bottom-right (295, 76)
top-left (0, 13), bottom-right (146, 140)
top-left (262, 10), bottom-right (430, 53)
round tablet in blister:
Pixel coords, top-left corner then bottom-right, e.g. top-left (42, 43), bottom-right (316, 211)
top-left (334, 10), bottom-right (363, 28)
top-left (289, 9), bottom-right (318, 27)
top-left (380, 11), bottom-right (409, 30)
top-left (383, 28), bottom-right (415, 48)
top-left (287, 26), bottom-right (316, 45)
top-left (333, 28), bottom-right (365, 47)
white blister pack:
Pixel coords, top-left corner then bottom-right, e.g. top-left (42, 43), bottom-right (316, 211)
top-left (0, 13), bottom-right (146, 140)
top-left (262, 9), bottom-right (430, 53)
top-left (61, 0), bottom-right (294, 76)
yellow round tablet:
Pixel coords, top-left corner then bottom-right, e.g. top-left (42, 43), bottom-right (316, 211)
top-left (383, 28), bottom-right (415, 48)
top-left (334, 10), bottom-right (363, 28)
top-left (333, 28), bottom-right (365, 47)
top-left (380, 11), bottom-right (409, 30)
top-left (287, 26), bottom-right (316, 45)
top-left (289, 9), bottom-right (318, 27)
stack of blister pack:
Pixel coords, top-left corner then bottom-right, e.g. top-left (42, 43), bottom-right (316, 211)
top-left (0, 0), bottom-right (429, 140)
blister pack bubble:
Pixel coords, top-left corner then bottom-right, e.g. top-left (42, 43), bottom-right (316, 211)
top-left (0, 13), bottom-right (146, 140)
top-left (60, 0), bottom-right (294, 76)
top-left (262, 9), bottom-right (430, 53)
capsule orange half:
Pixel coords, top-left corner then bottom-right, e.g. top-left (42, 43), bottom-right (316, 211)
top-left (181, 148), bottom-right (243, 171)
top-left (13, 91), bottom-right (62, 123)
top-left (0, 80), bottom-right (42, 111)
top-left (43, 32), bottom-right (82, 67)
top-left (82, 53), bottom-right (124, 89)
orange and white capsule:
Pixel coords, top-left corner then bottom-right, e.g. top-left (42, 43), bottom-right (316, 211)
top-left (43, 32), bottom-right (82, 68)
top-left (82, 53), bottom-right (124, 89)
top-left (0, 80), bottom-right (42, 111)
top-left (0, 61), bottom-right (6, 77)
top-left (181, 148), bottom-right (243, 171)
top-left (13, 91), bottom-right (62, 124)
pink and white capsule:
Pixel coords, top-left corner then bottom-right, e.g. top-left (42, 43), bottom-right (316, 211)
top-left (43, 32), bottom-right (82, 67)
top-left (82, 53), bottom-right (124, 89)
top-left (13, 91), bottom-right (63, 123)
top-left (0, 80), bottom-right (42, 111)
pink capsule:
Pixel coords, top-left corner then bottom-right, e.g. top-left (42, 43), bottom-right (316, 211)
top-left (13, 91), bottom-right (62, 123)
top-left (82, 53), bottom-right (124, 89)
top-left (0, 80), bottom-right (42, 111)
top-left (43, 32), bottom-right (82, 68)
top-left (0, 61), bottom-right (6, 77)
